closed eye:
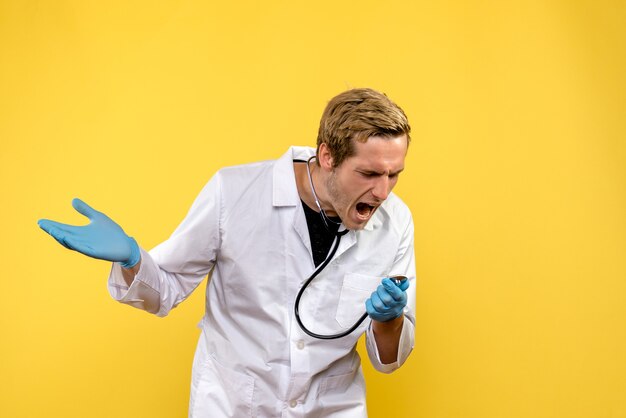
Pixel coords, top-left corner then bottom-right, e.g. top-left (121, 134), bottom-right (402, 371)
top-left (357, 169), bottom-right (403, 178)
top-left (358, 171), bottom-right (380, 178)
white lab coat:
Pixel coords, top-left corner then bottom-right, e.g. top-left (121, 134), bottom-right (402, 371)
top-left (108, 146), bottom-right (416, 417)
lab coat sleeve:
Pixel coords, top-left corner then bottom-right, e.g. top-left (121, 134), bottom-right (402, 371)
top-left (365, 211), bottom-right (416, 373)
top-left (107, 172), bottom-right (222, 317)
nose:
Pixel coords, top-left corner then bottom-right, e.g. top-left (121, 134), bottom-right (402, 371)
top-left (371, 176), bottom-right (391, 201)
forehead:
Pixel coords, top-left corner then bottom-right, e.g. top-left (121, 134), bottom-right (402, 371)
top-left (346, 135), bottom-right (408, 170)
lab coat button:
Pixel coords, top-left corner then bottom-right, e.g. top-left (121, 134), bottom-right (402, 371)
top-left (296, 340), bottom-right (305, 350)
top-left (289, 400), bottom-right (298, 408)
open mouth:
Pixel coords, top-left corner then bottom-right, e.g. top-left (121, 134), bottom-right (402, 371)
top-left (356, 202), bottom-right (376, 219)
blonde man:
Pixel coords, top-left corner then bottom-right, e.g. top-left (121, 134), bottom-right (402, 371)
top-left (39, 88), bottom-right (416, 417)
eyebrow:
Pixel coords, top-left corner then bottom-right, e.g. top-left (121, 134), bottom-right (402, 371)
top-left (357, 167), bottom-right (405, 176)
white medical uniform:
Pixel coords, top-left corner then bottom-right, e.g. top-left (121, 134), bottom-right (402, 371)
top-left (108, 146), bottom-right (416, 417)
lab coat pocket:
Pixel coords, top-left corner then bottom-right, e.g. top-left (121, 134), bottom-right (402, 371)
top-left (335, 273), bottom-right (381, 329)
top-left (317, 367), bottom-right (358, 397)
top-left (317, 367), bottom-right (366, 415)
top-left (190, 350), bottom-right (255, 417)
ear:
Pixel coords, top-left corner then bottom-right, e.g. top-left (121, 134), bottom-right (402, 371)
top-left (317, 143), bottom-right (334, 172)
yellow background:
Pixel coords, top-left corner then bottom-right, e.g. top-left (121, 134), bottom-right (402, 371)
top-left (1, 1), bottom-right (625, 417)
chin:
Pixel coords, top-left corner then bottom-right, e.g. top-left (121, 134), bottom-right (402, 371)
top-left (344, 219), bottom-right (368, 231)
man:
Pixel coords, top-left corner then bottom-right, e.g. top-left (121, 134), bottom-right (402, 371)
top-left (38, 88), bottom-right (416, 417)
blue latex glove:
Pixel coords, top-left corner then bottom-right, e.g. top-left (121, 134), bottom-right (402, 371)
top-left (365, 277), bottom-right (410, 322)
top-left (38, 198), bottom-right (140, 268)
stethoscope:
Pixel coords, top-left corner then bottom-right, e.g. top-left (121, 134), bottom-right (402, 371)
top-left (293, 157), bottom-right (406, 340)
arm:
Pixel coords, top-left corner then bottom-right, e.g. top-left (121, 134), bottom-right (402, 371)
top-left (107, 173), bottom-right (222, 316)
top-left (365, 277), bottom-right (413, 368)
top-left (39, 173), bottom-right (222, 317)
top-left (365, 209), bottom-right (416, 372)
top-left (371, 315), bottom-right (404, 364)
top-left (37, 199), bottom-right (166, 315)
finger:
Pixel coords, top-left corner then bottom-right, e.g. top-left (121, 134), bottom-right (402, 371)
top-left (42, 224), bottom-right (75, 250)
top-left (376, 284), bottom-right (395, 306)
top-left (72, 198), bottom-right (100, 220)
top-left (60, 234), bottom-right (84, 252)
top-left (38, 219), bottom-right (79, 236)
top-left (371, 291), bottom-right (390, 313)
top-left (399, 279), bottom-right (410, 292)
top-left (48, 229), bottom-right (96, 256)
top-left (382, 278), bottom-right (405, 301)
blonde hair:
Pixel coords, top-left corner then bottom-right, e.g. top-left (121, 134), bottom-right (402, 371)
top-left (316, 88), bottom-right (411, 167)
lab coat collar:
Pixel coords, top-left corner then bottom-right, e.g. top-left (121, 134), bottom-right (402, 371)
top-left (272, 146), bottom-right (383, 231)
top-left (272, 146), bottom-right (315, 207)
top-left (363, 210), bottom-right (382, 231)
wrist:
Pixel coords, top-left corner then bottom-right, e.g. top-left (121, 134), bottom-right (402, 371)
top-left (121, 236), bottom-right (141, 269)
top-left (372, 315), bottom-right (404, 334)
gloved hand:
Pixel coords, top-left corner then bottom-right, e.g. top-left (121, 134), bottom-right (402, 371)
top-left (365, 277), bottom-right (410, 322)
top-left (38, 198), bottom-right (140, 268)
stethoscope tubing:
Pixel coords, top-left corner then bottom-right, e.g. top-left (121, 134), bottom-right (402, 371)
top-left (294, 229), bottom-right (369, 340)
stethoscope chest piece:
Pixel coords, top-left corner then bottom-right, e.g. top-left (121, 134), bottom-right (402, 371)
top-left (389, 275), bottom-right (408, 286)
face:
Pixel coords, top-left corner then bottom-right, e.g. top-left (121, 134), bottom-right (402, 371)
top-left (320, 134), bottom-right (408, 230)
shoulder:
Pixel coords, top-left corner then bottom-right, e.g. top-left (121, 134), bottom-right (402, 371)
top-left (209, 159), bottom-right (276, 193)
top-left (216, 159), bottom-right (275, 181)
top-left (192, 160), bottom-right (276, 204)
